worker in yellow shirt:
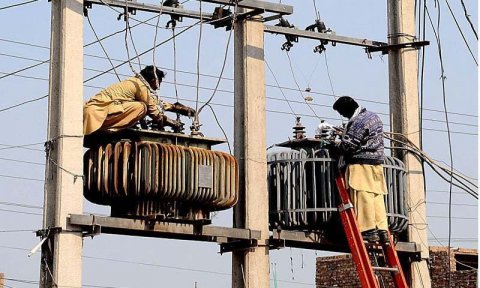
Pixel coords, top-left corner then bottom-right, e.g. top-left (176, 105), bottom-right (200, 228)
top-left (332, 96), bottom-right (389, 243)
top-left (83, 65), bottom-right (195, 135)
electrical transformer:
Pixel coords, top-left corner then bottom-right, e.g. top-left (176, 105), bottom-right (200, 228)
top-left (83, 129), bottom-right (238, 223)
top-left (267, 120), bottom-right (408, 234)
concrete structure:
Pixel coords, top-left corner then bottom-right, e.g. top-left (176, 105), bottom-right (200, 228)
top-left (387, 0), bottom-right (431, 286)
top-left (232, 14), bottom-right (269, 288)
top-left (40, 0), bottom-right (84, 287)
top-left (316, 246), bottom-right (478, 288)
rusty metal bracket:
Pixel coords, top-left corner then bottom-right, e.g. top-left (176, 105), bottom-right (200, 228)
top-left (268, 238), bottom-right (286, 250)
top-left (36, 227), bottom-right (62, 238)
top-left (366, 40), bottom-right (430, 54)
top-left (220, 239), bottom-right (258, 254)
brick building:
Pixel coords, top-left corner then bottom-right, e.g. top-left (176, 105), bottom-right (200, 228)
top-left (316, 246), bottom-right (478, 288)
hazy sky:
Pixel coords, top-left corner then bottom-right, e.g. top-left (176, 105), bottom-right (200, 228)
top-left (0, 0), bottom-right (477, 287)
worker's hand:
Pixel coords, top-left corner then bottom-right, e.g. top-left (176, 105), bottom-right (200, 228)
top-left (162, 115), bottom-right (184, 132)
top-left (316, 121), bottom-right (334, 139)
top-left (172, 102), bottom-right (196, 117)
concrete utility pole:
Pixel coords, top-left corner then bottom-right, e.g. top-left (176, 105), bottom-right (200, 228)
top-left (40, 0), bottom-right (84, 287)
top-left (232, 13), bottom-right (269, 288)
top-left (387, 1), bottom-right (432, 287)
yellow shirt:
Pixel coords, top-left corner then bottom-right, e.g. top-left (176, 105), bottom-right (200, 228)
top-left (346, 164), bottom-right (388, 195)
top-left (83, 76), bottom-right (162, 135)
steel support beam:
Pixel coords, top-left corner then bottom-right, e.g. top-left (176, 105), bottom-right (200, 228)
top-left (264, 25), bottom-right (387, 48)
top-left (201, 0), bottom-right (293, 15)
top-left (85, 0), bottom-right (214, 20)
top-left (270, 230), bottom-right (422, 257)
top-left (69, 214), bottom-right (261, 242)
top-left (85, 0), bottom-right (293, 22)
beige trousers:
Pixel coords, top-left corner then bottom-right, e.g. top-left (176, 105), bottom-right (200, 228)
top-left (349, 188), bottom-right (388, 232)
top-left (101, 102), bottom-right (147, 131)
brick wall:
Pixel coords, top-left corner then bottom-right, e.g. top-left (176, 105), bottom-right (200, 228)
top-left (316, 247), bottom-right (478, 288)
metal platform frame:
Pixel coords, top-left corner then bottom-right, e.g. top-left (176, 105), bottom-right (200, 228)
top-left (69, 214), bottom-right (421, 258)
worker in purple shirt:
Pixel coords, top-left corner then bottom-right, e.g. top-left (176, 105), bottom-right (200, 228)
top-left (332, 96), bottom-right (389, 243)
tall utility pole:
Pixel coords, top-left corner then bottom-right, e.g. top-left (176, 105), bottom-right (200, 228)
top-left (232, 13), bottom-right (269, 288)
top-left (387, 1), bottom-right (432, 287)
top-left (40, 0), bottom-right (84, 287)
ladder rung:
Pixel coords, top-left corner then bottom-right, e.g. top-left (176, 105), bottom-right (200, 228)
top-left (373, 266), bottom-right (399, 273)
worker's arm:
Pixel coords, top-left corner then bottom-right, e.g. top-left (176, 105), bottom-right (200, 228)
top-left (136, 81), bottom-right (164, 122)
top-left (336, 123), bottom-right (364, 154)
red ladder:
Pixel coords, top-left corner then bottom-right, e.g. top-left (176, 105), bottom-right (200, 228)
top-left (335, 174), bottom-right (409, 288)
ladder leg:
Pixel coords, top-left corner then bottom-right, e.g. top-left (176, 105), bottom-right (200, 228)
top-left (383, 232), bottom-right (409, 288)
top-left (336, 175), bottom-right (379, 288)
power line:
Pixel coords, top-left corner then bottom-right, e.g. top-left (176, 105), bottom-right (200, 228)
top-left (0, 142), bottom-right (44, 151)
top-left (2, 65), bottom-right (477, 131)
top-left (0, 246), bottom-right (317, 287)
top-left (460, 0), bottom-right (478, 39)
top-left (0, 0), bottom-right (38, 11)
top-left (0, 174), bottom-right (43, 182)
top-left (0, 156), bottom-right (44, 166)
top-left (443, 0), bottom-right (478, 65)
top-left (0, 37), bottom-right (478, 119)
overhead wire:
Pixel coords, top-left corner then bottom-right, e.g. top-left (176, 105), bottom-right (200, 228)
top-left (0, 68), bottom-right (478, 136)
top-left (86, 11), bottom-right (122, 81)
top-left (429, 4), bottom-right (456, 285)
top-left (384, 134), bottom-right (477, 198)
top-left (265, 59), bottom-right (298, 117)
top-left (193, 0), bottom-right (204, 127)
top-left (0, 0), bottom-right (38, 11)
top-left (285, 51), bottom-right (320, 119)
top-left (459, 0), bottom-right (478, 39)
top-left (152, 0), bottom-right (165, 87)
top-left (443, 0), bottom-right (478, 65)
top-left (0, 37), bottom-right (478, 119)
top-left (0, 246), bottom-right (318, 287)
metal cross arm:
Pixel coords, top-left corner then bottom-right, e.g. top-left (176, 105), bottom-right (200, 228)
top-left (264, 25), bottom-right (388, 49)
top-left (85, 0), bottom-right (214, 21)
top-left (200, 0), bottom-right (293, 15)
top-left (366, 40), bottom-right (430, 54)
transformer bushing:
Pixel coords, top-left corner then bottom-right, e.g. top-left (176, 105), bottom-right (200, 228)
top-left (267, 148), bottom-right (408, 234)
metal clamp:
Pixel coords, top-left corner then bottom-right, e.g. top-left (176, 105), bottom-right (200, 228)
top-left (220, 239), bottom-right (258, 254)
top-left (338, 202), bottom-right (354, 212)
top-left (366, 40), bottom-right (430, 54)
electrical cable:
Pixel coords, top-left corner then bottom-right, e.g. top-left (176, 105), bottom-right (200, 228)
top-left (459, 0), bottom-right (478, 39)
top-left (0, 142), bottom-right (44, 151)
top-left (443, 0), bottom-right (478, 65)
top-left (0, 94), bottom-right (48, 113)
top-left (285, 51), bottom-right (320, 119)
top-left (172, 27), bottom-right (180, 102)
top-left (206, 104), bottom-right (232, 154)
top-left (86, 12), bottom-right (121, 81)
top-left (197, 21), bottom-right (233, 115)
top-left (265, 59), bottom-right (298, 117)
top-left (431, 4), bottom-right (455, 285)
top-left (84, 20), bottom-right (201, 83)
top-left (1, 246), bottom-right (318, 286)
top-left (152, 0), bottom-right (165, 78)
top-left (1, 70), bottom-right (477, 136)
top-left (193, 0), bottom-right (204, 128)
top-left (123, 0), bottom-right (141, 73)
top-left (384, 137), bottom-right (477, 198)
top-left (0, 0), bottom-right (38, 11)
top-left (1, 36), bottom-right (478, 119)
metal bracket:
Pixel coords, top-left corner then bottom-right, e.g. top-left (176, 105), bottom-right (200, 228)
top-left (36, 227), bottom-right (63, 238)
top-left (268, 238), bottom-right (286, 250)
top-left (82, 215), bottom-right (102, 238)
top-left (220, 239), bottom-right (258, 254)
top-left (366, 40), bottom-right (430, 54)
top-left (338, 202), bottom-right (354, 212)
